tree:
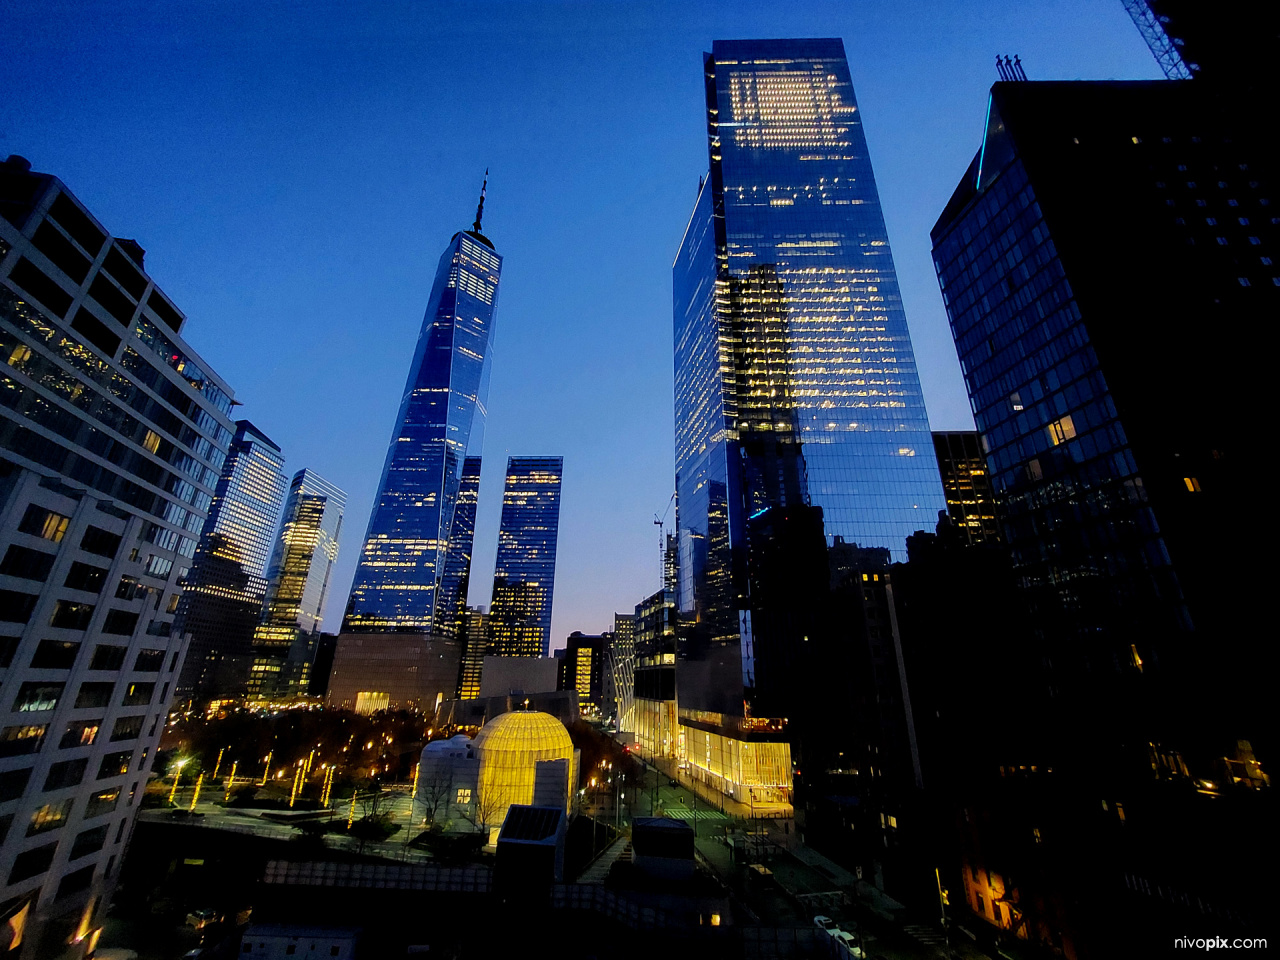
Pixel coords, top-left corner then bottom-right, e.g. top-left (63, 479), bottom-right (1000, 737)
top-left (417, 766), bottom-right (456, 829)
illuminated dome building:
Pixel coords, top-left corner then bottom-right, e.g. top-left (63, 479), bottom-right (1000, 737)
top-left (417, 710), bottom-right (578, 839)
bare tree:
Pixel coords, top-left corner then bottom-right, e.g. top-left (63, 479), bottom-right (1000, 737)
top-left (458, 782), bottom-right (504, 838)
top-left (417, 767), bottom-right (456, 829)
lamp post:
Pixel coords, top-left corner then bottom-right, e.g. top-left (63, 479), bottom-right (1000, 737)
top-left (167, 759), bottom-right (187, 805)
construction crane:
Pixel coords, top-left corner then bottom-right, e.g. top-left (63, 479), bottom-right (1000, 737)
top-left (654, 492), bottom-right (675, 590)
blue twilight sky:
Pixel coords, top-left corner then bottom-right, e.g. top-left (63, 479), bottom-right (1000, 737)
top-left (1, 1), bottom-right (1161, 648)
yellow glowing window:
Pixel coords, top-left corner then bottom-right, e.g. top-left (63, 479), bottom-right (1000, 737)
top-left (1047, 415), bottom-right (1076, 445)
top-left (142, 430), bottom-right (162, 454)
top-left (455, 788), bottom-right (472, 805)
top-left (40, 512), bottom-right (70, 542)
top-left (1183, 477), bottom-right (1201, 492)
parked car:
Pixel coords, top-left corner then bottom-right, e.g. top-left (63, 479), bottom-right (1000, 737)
top-left (832, 929), bottom-right (862, 956)
top-left (813, 915), bottom-right (837, 933)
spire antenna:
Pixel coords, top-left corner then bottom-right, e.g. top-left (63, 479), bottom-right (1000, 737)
top-left (472, 169), bottom-right (489, 235)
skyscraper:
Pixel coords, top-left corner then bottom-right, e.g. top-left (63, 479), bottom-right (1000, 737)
top-left (488, 457), bottom-right (562, 658)
top-left (931, 430), bottom-right (999, 545)
top-left (0, 156), bottom-right (236, 957)
top-left (343, 187), bottom-right (500, 635)
top-left (672, 40), bottom-right (945, 803)
top-left (249, 469), bottom-right (345, 698)
top-left (435, 455), bottom-right (481, 642)
top-left (928, 66), bottom-right (1272, 951)
top-left (174, 420), bottom-right (287, 701)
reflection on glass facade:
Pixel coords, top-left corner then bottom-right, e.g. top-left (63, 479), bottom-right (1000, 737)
top-left (488, 456), bottom-right (562, 658)
top-left (250, 469), bottom-right (345, 697)
top-left (673, 39), bottom-right (945, 733)
top-left (175, 420), bottom-right (288, 699)
top-left (343, 209), bottom-right (500, 634)
top-left (436, 455), bottom-right (481, 641)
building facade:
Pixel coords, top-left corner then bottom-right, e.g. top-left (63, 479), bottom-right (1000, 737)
top-left (249, 469), bottom-right (345, 700)
top-left (0, 156), bottom-right (235, 957)
top-left (557, 632), bottom-right (605, 717)
top-left (435, 455), bottom-right (481, 643)
top-left (672, 39), bottom-right (945, 802)
top-left (488, 457), bottom-right (562, 659)
top-left (342, 196), bottom-right (500, 635)
top-left (930, 75), bottom-right (1273, 952)
top-left (174, 420), bottom-right (287, 703)
top-left (931, 430), bottom-right (999, 545)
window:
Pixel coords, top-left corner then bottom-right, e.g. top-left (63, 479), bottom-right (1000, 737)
top-left (133, 648), bottom-right (165, 672)
top-left (64, 561), bottom-right (108, 593)
top-left (1183, 477), bottom-right (1202, 492)
top-left (144, 555), bottom-right (172, 578)
top-left (8, 842), bottom-right (57, 883)
top-left (43, 757), bottom-right (88, 790)
top-left (12, 681), bottom-right (64, 712)
top-left (110, 715), bottom-right (144, 741)
top-left (456, 788), bottom-right (472, 805)
top-left (18, 505), bottom-right (69, 542)
top-left (121, 682), bottom-right (154, 706)
top-left (0, 637), bottom-right (16, 667)
top-left (56, 865), bottom-right (96, 899)
top-left (89, 645), bottom-right (127, 670)
top-left (114, 576), bottom-right (143, 601)
top-left (79, 526), bottom-right (122, 559)
top-left (102, 610), bottom-right (139, 636)
top-left (97, 750), bottom-right (132, 779)
top-left (0, 767), bottom-right (33, 802)
top-left (0, 588), bottom-right (39, 623)
top-left (60, 719), bottom-right (101, 749)
top-left (1047, 415), bottom-right (1076, 446)
top-left (0, 545), bottom-right (55, 581)
top-left (85, 787), bottom-right (121, 819)
top-left (27, 799), bottom-right (73, 835)
top-left (69, 824), bottom-right (109, 860)
top-left (29, 639), bottom-right (80, 669)
top-left (75, 682), bottom-right (115, 709)
top-left (49, 600), bottom-right (94, 630)
top-left (0, 724), bottom-right (48, 758)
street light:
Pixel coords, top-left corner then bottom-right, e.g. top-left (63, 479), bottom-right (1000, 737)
top-left (167, 759), bottom-right (188, 805)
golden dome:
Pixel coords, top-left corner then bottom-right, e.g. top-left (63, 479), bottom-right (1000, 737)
top-left (473, 711), bottom-right (575, 828)
top-left (473, 710), bottom-right (573, 759)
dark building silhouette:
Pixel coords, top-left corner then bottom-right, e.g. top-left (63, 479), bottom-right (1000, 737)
top-left (928, 57), bottom-right (1274, 954)
top-left (557, 631), bottom-right (605, 716)
top-left (931, 431), bottom-right (1000, 545)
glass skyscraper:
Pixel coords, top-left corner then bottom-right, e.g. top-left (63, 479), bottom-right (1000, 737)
top-left (343, 195), bottom-right (500, 634)
top-left (672, 39), bottom-right (945, 802)
top-left (488, 456), bottom-right (562, 658)
top-left (174, 419), bottom-right (287, 700)
top-left (435, 454), bottom-right (481, 642)
top-left (250, 468), bottom-right (345, 697)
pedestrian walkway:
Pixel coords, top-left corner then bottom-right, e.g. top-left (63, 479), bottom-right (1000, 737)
top-left (576, 836), bottom-right (630, 885)
top-left (660, 807), bottom-right (728, 821)
top-left (904, 922), bottom-right (948, 946)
